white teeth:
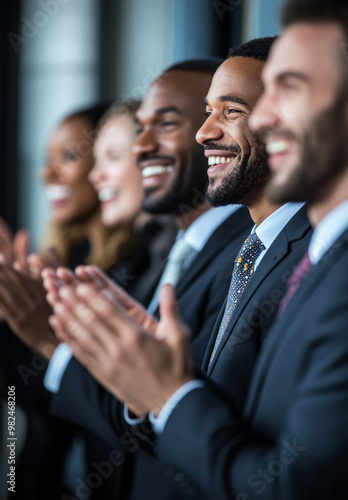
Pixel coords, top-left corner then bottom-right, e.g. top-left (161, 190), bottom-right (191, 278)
top-left (45, 184), bottom-right (72, 201)
top-left (266, 140), bottom-right (291, 155)
top-left (141, 166), bottom-right (173, 178)
top-left (208, 156), bottom-right (233, 166)
top-left (98, 188), bottom-right (118, 202)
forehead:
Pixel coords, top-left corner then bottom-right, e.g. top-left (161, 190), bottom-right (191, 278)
top-left (263, 23), bottom-right (343, 88)
top-left (207, 57), bottom-right (265, 108)
top-left (97, 114), bottom-right (132, 141)
top-left (137, 70), bottom-right (213, 118)
top-left (51, 115), bottom-right (90, 144)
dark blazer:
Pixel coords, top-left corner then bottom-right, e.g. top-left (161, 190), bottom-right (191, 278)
top-left (0, 216), bottom-right (177, 500)
top-left (50, 207), bottom-right (253, 499)
top-left (203, 205), bottom-right (312, 411)
top-left (169, 206), bottom-right (253, 365)
top-left (157, 227), bottom-right (348, 500)
top-left (131, 205), bottom-right (312, 500)
top-left (50, 207), bottom-right (313, 500)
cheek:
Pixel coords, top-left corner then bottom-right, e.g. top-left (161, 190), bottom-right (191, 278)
top-left (68, 158), bottom-right (94, 183)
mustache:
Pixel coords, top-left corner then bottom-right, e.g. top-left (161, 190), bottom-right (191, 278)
top-left (262, 128), bottom-right (297, 143)
top-left (204, 143), bottom-right (241, 155)
top-left (138, 153), bottom-right (175, 163)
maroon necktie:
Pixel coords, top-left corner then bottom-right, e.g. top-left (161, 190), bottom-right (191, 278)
top-left (277, 251), bottom-right (313, 318)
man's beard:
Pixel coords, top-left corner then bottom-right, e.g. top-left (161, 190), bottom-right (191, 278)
top-left (206, 137), bottom-right (270, 207)
top-left (266, 98), bottom-right (348, 205)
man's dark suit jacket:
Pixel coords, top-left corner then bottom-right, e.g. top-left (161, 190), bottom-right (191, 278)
top-left (0, 216), bottom-right (177, 500)
top-left (157, 227), bottom-right (348, 500)
top-left (163, 206), bottom-right (253, 366)
top-left (49, 207), bottom-right (252, 497)
top-left (50, 206), bottom-right (313, 500)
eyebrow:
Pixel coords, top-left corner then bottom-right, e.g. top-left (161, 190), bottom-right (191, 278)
top-left (155, 106), bottom-right (183, 115)
top-left (276, 71), bottom-right (311, 83)
top-left (135, 106), bottom-right (182, 123)
top-left (204, 94), bottom-right (250, 108)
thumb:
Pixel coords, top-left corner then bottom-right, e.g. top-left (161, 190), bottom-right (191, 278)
top-left (13, 229), bottom-right (29, 266)
top-left (157, 284), bottom-right (190, 344)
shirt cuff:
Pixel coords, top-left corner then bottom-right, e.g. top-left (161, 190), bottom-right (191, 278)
top-left (123, 405), bottom-right (147, 426)
top-left (44, 343), bottom-right (73, 393)
top-left (149, 380), bottom-right (205, 434)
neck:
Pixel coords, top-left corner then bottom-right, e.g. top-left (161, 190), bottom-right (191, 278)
top-left (247, 194), bottom-right (282, 226)
top-left (82, 208), bottom-right (104, 246)
top-left (308, 169), bottom-right (348, 227)
top-left (175, 200), bottom-right (212, 230)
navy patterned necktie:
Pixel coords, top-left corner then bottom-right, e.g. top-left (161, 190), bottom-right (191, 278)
top-left (209, 232), bottom-right (265, 367)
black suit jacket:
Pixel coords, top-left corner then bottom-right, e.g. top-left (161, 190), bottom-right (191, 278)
top-left (50, 207), bottom-right (313, 500)
top-left (157, 227), bottom-right (348, 500)
top-left (203, 205), bottom-right (312, 412)
top-left (169, 206), bottom-right (253, 365)
top-left (50, 207), bottom-right (253, 498)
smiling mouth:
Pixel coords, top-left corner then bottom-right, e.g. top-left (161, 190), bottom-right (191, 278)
top-left (98, 188), bottom-right (119, 202)
top-left (46, 184), bottom-right (71, 203)
top-left (207, 156), bottom-right (236, 166)
top-left (266, 140), bottom-right (291, 155)
top-left (141, 166), bottom-right (174, 178)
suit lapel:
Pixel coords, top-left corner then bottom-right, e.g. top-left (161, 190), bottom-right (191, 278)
top-left (175, 207), bottom-right (251, 297)
top-left (202, 298), bottom-right (227, 370)
top-left (206, 207), bottom-right (311, 375)
top-left (245, 228), bottom-right (348, 417)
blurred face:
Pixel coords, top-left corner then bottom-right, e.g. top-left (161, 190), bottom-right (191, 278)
top-left (133, 70), bottom-right (212, 215)
top-left (89, 113), bottom-right (143, 226)
top-left (42, 115), bottom-right (99, 224)
top-left (196, 57), bottom-right (270, 208)
top-left (250, 23), bottom-right (347, 205)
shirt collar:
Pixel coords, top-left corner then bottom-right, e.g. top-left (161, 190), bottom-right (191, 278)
top-left (309, 199), bottom-right (348, 265)
top-left (177, 205), bottom-right (242, 252)
top-left (254, 202), bottom-right (305, 250)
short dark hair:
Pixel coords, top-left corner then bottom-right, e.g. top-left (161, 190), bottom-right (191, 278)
top-left (163, 57), bottom-right (224, 76)
top-left (282, 0), bottom-right (348, 38)
top-left (67, 102), bottom-right (114, 129)
top-left (228, 37), bottom-right (277, 61)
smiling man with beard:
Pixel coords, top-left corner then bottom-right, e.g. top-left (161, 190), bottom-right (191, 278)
top-left (57, 2), bottom-right (348, 499)
top-left (42, 38), bottom-right (314, 500)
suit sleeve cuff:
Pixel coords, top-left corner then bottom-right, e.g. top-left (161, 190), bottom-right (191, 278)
top-left (149, 380), bottom-right (205, 434)
top-left (44, 343), bottom-right (73, 393)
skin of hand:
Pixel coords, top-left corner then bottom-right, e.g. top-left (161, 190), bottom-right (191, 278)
top-left (24, 247), bottom-right (62, 279)
top-left (0, 217), bottom-right (29, 268)
top-left (43, 265), bottom-right (158, 334)
top-left (0, 258), bottom-right (59, 360)
top-left (50, 283), bottom-right (194, 416)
